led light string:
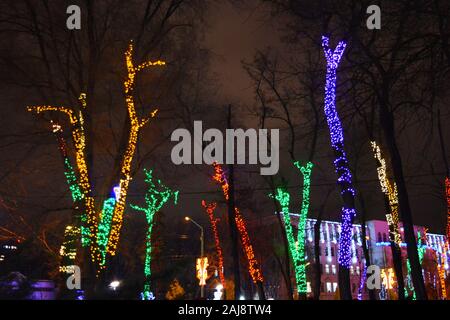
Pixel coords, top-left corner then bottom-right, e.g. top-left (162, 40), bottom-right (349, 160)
top-left (321, 36), bottom-right (358, 268)
top-left (28, 94), bottom-right (100, 266)
top-left (130, 169), bottom-right (178, 300)
top-left (294, 161), bottom-right (313, 293)
top-left (446, 177), bottom-right (450, 241)
top-left (371, 141), bottom-right (402, 246)
top-left (106, 43), bottom-right (163, 259)
top-left (272, 186), bottom-right (304, 294)
top-left (51, 122), bottom-right (90, 247)
top-left (201, 200), bottom-right (226, 288)
top-left (30, 44), bottom-right (165, 268)
top-left (97, 197), bottom-right (116, 267)
top-left (59, 225), bottom-right (80, 274)
top-left (357, 264), bottom-right (367, 300)
top-left (212, 163), bottom-right (264, 283)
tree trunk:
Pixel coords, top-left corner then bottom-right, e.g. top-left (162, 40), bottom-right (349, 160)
top-left (357, 193), bottom-right (377, 300)
top-left (313, 216), bottom-right (322, 300)
top-left (227, 106), bottom-right (241, 299)
top-left (379, 94), bottom-right (427, 300)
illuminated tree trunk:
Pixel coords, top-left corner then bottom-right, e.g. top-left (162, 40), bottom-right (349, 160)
top-left (294, 162), bottom-right (313, 300)
top-left (321, 36), bottom-right (357, 300)
top-left (272, 162), bottom-right (312, 299)
top-left (370, 141), bottom-right (405, 299)
top-left (202, 201), bottom-right (226, 291)
top-left (213, 163), bottom-right (265, 299)
top-left (130, 169), bottom-right (178, 300)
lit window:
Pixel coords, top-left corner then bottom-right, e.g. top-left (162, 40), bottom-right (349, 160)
top-left (356, 266), bottom-right (360, 275)
top-left (325, 264), bottom-right (330, 274)
top-left (350, 266), bottom-right (354, 274)
top-left (333, 282), bottom-right (338, 292)
top-left (332, 265), bottom-right (336, 274)
top-left (307, 282), bottom-right (312, 293)
top-left (326, 282), bottom-right (332, 293)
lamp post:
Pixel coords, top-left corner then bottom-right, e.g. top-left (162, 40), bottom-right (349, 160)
top-left (185, 216), bottom-right (205, 298)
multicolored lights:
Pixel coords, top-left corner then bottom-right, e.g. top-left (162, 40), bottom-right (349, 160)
top-left (28, 43), bottom-right (164, 269)
top-left (446, 177), bottom-right (450, 241)
top-left (201, 200), bottom-right (225, 288)
top-left (212, 163), bottom-right (264, 283)
top-left (321, 36), bottom-right (357, 268)
top-left (130, 169), bottom-right (178, 300)
top-left (371, 141), bottom-right (402, 245)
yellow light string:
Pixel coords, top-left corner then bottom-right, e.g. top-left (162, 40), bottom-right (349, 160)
top-left (28, 97), bottom-right (100, 265)
top-left (105, 42), bottom-right (164, 257)
top-left (371, 141), bottom-right (402, 246)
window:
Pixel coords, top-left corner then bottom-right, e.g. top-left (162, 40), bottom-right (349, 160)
top-left (333, 282), bottom-right (338, 292)
top-left (332, 264), bottom-right (337, 275)
top-left (325, 264), bottom-right (330, 274)
top-left (321, 283), bottom-right (324, 292)
top-left (378, 232), bottom-right (382, 242)
top-left (326, 282), bottom-right (332, 293)
top-left (356, 266), bottom-right (360, 275)
top-left (382, 233), bottom-right (387, 242)
top-left (352, 283), bottom-right (356, 293)
top-left (350, 266), bottom-right (354, 275)
top-left (331, 247), bottom-right (335, 257)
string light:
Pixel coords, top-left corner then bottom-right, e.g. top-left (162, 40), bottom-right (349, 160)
top-left (294, 161), bottom-right (313, 292)
top-left (97, 197), bottom-right (116, 267)
top-left (201, 200), bottom-right (226, 288)
top-left (446, 177), bottom-right (450, 241)
top-left (106, 42), bottom-right (163, 259)
top-left (212, 163), bottom-right (264, 283)
top-left (28, 43), bottom-right (164, 268)
top-left (272, 186), bottom-right (304, 293)
top-left (130, 169), bottom-right (178, 300)
top-left (196, 257), bottom-right (209, 286)
top-left (357, 264), bottom-right (367, 300)
top-left (271, 159), bottom-right (314, 296)
top-left (371, 141), bottom-right (402, 245)
top-left (28, 95), bottom-right (100, 265)
top-left (50, 122), bottom-right (90, 247)
top-left (322, 36), bottom-right (358, 269)
top-left (59, 225), bottom-right (80, 274)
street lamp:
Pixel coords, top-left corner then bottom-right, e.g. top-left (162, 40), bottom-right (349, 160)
top-left (185, 216), bottom-right (205, 298)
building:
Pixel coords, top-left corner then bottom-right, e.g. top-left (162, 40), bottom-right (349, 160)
top-left (263, 215), bottom-right (449, 300)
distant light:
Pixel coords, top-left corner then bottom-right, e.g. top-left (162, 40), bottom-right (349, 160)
top-left (109, 280), bottom-right (120, 290)
top-left (239, 295), bottom-right (245, 300)
top-left (213, 284), bottom-right (224, 300)
top-left (185, 216), bottom-right (190, 221)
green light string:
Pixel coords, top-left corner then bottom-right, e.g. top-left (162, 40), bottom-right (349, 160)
top-left (271, 186), bottom-right (304, 294)
top-left (294, 161), bottom-right (313, 294)
top-left (405, 232), bottom-right (426, 300)
top-left (130, 169), bottom-right (178, 300)
top-left (62, 157), bottom-right (90, 247)
top-left (97, 197), bottom-right (116, 267)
